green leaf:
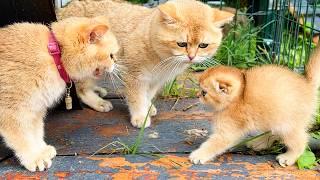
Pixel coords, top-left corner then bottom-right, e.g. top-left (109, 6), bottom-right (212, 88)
top-left (311, 132), bottom-right (320, 140)
top-left (297, 149), bottom-right (317, 169)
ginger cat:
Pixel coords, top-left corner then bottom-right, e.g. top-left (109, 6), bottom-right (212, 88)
top-left (0, 16), bottom-right (119, 171)
top-left (58, 0), bottom-right (234, 128)
top-left (189, 45), bottom-right (320, 167)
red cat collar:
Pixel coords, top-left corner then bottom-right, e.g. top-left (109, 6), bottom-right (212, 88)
top-left (48, 31), bottom-right (71, 83)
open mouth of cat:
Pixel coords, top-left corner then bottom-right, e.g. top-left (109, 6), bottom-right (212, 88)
top-left (94, 68), bottom-right (104, 77)
top-left (94, 66), bottom-right (114, 77)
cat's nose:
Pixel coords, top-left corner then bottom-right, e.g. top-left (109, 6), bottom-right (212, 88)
top-left (188, 55), bottom-right (195, 61)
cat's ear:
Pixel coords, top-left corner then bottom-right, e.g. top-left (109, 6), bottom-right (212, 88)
top-left (88, 25), bottom-right (109, 44)
top-left (213, 80), bottom-right (232, 95)
top-left (158, 2), bottom-right (178, 26)
top-left (212, 9), bottom-right (234, 27)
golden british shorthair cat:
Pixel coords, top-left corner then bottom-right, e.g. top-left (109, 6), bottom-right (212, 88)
top-left (0, 16), bottom-right (119, 171)
top-left (190, 44), bottom-right (320, 167)
top-left (58, 0), bottom-right (234, 128)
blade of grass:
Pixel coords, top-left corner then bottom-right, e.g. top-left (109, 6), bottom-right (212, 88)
top-left (130, 102), bottom-right (154, 154)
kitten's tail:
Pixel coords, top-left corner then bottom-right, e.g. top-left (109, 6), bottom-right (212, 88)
top-left (305, 43), bottom-right (320, 89)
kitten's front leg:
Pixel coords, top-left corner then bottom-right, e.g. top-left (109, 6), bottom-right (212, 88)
top-left (76, 79), bottom-right (113, 112)
top-left (189, 128), bottom-right (243, 164)
top-left (0, 111), bottom-right (56, 172)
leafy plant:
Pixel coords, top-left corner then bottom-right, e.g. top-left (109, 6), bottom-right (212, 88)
top-left (297, 148), bottom-right (318, 169)
top-left (126, 0), bottom-right (148, 4)
top-left (214, 20), bottom-right (258, 68)
top-left (162, 73), bottom-right (199, 98)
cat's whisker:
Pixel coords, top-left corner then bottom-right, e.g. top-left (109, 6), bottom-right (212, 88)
top-left (111, 68), bottom-right (137, 98)
top-left (151, 56), bottom-right (176, 74)
top-left (154, 59), bottom-right (178, 78)
top-left (111, 73), bottom-right (127, 102)
top-left (113, 67), bottom-right (136, 80)
top-left (109, 73), bottom-right (117, 92)
top-left (166, 60), bottom-right (182, 83)
top-left (111, 74), bottom-right (126, 101)
top-left (155, 58), bottom-right (181, 74)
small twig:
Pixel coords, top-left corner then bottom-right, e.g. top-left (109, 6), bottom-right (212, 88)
top-left (182, 102), bottom-right (200, 111)
top-left (171, 97), bottom-right (180, 111)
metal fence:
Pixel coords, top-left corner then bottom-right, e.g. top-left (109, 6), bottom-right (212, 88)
top-left (202, 0), bottom-right (320, 71)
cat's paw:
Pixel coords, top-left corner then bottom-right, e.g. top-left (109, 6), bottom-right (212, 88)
top-left (150, 104), bottom-right (157, 117)
top-left (189, 148), bottom-right (213, 164)
top-left (21, 145), bottom-right (57, 172)
top-left (131, 115), bottom-right (151, 128)
top-left (92, 100), bottom-right (113, 112)
top-left (95, 86), bottom-right (108, 98)
top-left (276, 153), bottom-right (297, 167)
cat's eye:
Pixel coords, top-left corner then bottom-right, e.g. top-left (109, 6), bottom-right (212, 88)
top-left (177, 42), bottom-right (187, 48)
top-left (201, 90), bottom-right (207, 97)
top-left (199, 43), bottom-right (209, 48)
top-left (110, 54), bottom-right (114, 59)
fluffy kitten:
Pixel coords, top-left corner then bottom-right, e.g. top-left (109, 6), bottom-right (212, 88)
top-left (58, 0), bottom-right (234, 128)
top-left (189, 45), bottom-right (320, 167)
top-left (0, 16), bottom-right (119, 171)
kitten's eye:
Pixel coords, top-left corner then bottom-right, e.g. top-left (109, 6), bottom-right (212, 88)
top-left (177, 42), bottom-right (187, 48)
top-left (110, 54), bottom-right (114, 59)
top-left (199, 43), bottom-right (209, 48)
top-left (201, 90), bottom-right (207, 97)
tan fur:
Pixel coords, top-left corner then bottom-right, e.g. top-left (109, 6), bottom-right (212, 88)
top-left (58, 0), bottom-right (234, 128)
top-left (189, 45), bottom-right (320, 167)
top-left (0, 16), bottom-right (119, 171)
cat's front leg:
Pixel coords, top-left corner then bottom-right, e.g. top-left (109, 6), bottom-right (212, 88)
top-left (76, 79), bottom-right (113, 112)
top-left (0, 110), bottom-right (56, 172)
top-left (189, 127), bottom-right (243, 164)
top-left (147, 84), bottom-right (162, 117)
top-left (126, 80), bottom-right (153, 128)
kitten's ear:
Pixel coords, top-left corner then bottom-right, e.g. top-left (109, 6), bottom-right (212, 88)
top-left (213, 80), bottom-right (232, 95)
top-left (88, 25), bottom-right (109, 44)
top-left (158, 2), bottom-right (178, 26)
top-left (212, 9), bottom-right (234, 27)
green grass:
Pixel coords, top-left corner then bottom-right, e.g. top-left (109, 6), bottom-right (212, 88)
top-left (91, 103), bottom-right (153, 156)
top-left (161, 72), bottom-right (199, 98)
top-left (126, 0), bottom-right (148, 4)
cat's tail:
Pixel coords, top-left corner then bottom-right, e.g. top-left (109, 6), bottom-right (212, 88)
top-left (305, 43), bottom-right (320, 89)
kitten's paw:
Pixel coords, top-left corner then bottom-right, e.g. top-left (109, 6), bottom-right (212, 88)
top-left (21, 145), bottom-right (57, 172)
top-left (276, 153), bottom-right (296, 167)
top-left (95, 87), bottom-right (108, 98)
top-left (189, 148), bottom-right (213, 164)
top-left (93, 100), bottom-right (113, 112)
top-left (131, 115), bottom-right (151, 128)
top-left (150, 104), bottom-right (157, 117)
